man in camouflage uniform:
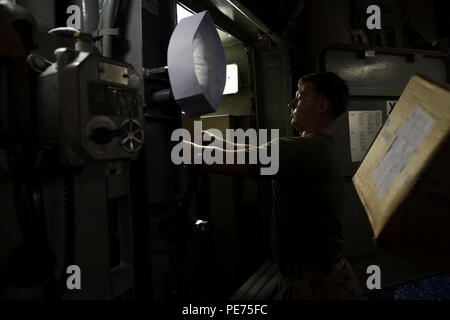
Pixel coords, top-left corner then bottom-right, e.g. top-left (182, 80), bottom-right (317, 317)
top-left (193, 72), bottom-right (362, 300)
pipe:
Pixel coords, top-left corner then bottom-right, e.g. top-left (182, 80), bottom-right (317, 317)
top-left (100, 0), bottom-right (120, 58)
top-left (77, 0), bottom-right (99, 33)
top-left (151, 89), bottom-right (174, 106)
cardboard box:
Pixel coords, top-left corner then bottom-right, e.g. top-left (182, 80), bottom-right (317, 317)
top-left (352, 74), bottom-right (450, 274)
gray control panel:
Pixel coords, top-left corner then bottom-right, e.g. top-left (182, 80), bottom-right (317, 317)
top-left (37, 48), bottom-right (144, 164)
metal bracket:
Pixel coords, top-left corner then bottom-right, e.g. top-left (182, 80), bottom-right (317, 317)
top-left (92, 28), bottom-right (121, 40)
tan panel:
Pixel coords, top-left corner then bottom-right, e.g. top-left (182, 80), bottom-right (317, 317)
top-left (99, 62), bottom-right (129, 86)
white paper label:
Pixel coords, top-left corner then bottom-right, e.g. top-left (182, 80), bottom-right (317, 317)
top-left (372, 105), bottom-right (435, 199)
top-left (349, 111), bottom-right (383, 162)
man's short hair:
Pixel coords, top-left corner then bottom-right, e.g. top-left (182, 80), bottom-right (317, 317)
top-left (300, 72), bottom-right (349, 118)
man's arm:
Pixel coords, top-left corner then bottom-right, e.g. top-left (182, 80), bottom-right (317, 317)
top-left (184, 131), bottom-right (261, 177)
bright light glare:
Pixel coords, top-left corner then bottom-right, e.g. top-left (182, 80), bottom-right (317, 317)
top-left (177, 4), bottom-right (194, 23)
top-left (223, 64), bottom-right (238, 95)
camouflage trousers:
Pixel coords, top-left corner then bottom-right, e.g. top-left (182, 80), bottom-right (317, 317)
top-left (275, 258), bottom-right (362, 300)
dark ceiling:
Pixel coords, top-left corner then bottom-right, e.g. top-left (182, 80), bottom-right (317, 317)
top-left (238, 0), bottom-right (448, 51)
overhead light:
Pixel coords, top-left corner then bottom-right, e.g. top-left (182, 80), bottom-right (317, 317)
top-left (168, 11), bottom-right (227, 116)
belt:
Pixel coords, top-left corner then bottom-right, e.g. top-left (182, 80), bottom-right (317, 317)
top-left (279, 258), bottom-right (346, 277)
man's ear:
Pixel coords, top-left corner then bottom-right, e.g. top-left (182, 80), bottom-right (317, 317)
top-left (317, 98), bottom-right (331, 116)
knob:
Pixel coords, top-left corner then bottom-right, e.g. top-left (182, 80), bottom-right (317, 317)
top-left (119, 119), bottom-right (144, 153)
top-left (88, 127), bottom-right (122, 145)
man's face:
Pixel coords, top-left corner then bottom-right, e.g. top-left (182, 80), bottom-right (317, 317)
top-left (288, 81), bottom-right (322, 134)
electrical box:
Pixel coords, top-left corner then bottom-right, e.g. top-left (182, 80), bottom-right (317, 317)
top-left (37, 48), bottom-right (144, 164)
